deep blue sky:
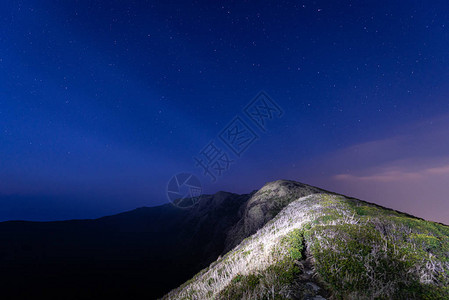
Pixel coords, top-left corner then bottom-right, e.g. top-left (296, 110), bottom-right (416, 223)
top-left (1, 1), bottom-right (449, 223)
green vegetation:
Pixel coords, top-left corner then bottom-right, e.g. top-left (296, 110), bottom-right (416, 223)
top-left (164, 190), bottom-right (449, 300)
top-left (219, 229), bottom-right (305, 300)
top-left (219, 273), bottom-right (262, 299)
top-left (304, 197), bottom-right (449, 299)
top-left (282, 228), bottom-right (304, 261)
top-left (218, 259), bottom-right (301, 300)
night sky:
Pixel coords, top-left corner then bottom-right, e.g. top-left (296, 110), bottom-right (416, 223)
top-left (1, 1), bottom-right (449, 223)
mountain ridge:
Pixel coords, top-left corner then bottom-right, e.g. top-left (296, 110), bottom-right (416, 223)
top-left (163, 180), bottom-right (449, 300)
top-left (0, 190), bottom-right (253, 299)
top-left (1, 180), bottom-right (448, 299)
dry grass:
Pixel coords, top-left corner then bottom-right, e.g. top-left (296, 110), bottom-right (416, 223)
top-left (162, 191), bottom-right (449, 300)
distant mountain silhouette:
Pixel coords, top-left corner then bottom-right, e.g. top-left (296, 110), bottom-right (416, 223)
top-left (2, 180), bottom-right (448, 300)
top-left (0, 191), bottom-right (253, 299)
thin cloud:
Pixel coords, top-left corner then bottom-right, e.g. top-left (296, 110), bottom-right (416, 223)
top-left (306, 113), bottom-right (449, 225)
top-left (334, 162), bottom-right (449, 183)
top-left (334, 169), bottom-right (422, 182)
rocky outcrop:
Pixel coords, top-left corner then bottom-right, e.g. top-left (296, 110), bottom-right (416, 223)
top-left (164, 182), bottom-right (449, 300)
top-left (223, 180), bottom-right (325, 252)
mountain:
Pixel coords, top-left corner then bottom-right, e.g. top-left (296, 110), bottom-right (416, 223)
top-left (164, 180), bottom-right (449, 300)
top-left (0, 191), bottom-right (251, 299)
top-left (1, 180), bottom-right (448, 299)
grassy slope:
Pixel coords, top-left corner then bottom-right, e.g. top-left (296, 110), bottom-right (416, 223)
top-left (163, 192), bottom-right (449, 300)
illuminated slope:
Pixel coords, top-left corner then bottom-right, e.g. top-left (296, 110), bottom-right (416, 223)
top-left (164, 182), bottom-right (449, 299)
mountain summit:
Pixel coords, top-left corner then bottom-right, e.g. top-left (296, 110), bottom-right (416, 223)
top-left (0, 180), bottom-right (448, 299)
top-left (164, 180), bottom-right (449, 300)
